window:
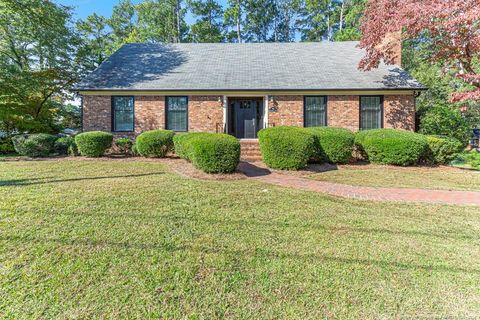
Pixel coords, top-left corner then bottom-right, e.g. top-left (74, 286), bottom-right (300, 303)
top-left (166, 96), bottom-right (188, 131)
top-left (360, 96), bottom-right (383, 130)
top-left (304, 96), bottom-right (327, 127)
top-left (112, 96), bottom-right (134, 132)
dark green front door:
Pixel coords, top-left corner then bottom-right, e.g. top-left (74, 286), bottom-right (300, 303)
top-left (229, 98), bottom-right (263, 139)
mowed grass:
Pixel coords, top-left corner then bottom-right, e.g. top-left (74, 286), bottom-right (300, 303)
top-left (309, 164), bottom-right (480, 191)
top-left (1, 160), bottom-right (480, 319)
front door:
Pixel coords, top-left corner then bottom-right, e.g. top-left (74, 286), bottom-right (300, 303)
top-left (229, 98), bottom-right (263, 138)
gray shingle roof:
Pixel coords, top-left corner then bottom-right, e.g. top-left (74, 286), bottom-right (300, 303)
top-left (74, 42), bottom-right (425, 91)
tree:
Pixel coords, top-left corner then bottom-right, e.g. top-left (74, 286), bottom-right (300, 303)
top-left (242, 0), bottom-right (277, 42)
top-left (136, 0), bottom-right (188, 43)
top-left (187, 0), bottom-right (225, 42)
top-left (296, 0), bottom-right (338, 41)
top-left (224, 0), bottom-right (245, 42)
top-left (0, 0), bottom-right (79, 134)
top-left (332, 0), bottom-right (365, 41)
top-left (108, 0), bottom-right (136, 52)
top-left (271, 0), bottom-right (299, 42)
top-left (358, 0), bottom-right (480, 102)
top-left (76, 13), bottom-right (111, 71)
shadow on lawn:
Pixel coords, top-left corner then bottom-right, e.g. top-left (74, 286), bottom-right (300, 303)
top-left (3, 233), bottom-right (479, 275)
top-left (0, 172), bottom-right (164, 186)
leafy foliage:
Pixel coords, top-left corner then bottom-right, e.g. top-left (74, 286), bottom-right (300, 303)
top-left (258, 126), bottom-right (315, 170)
top-left (75, 131), bottom-right (113, 157)
top-left (419, 106), bottom-right (470, 144)
top-left (0, 0), bottom-right (81, 136)
top-left (12, 133), bottom-right (57, 157)
top-left (0, 136), bottom-right (15, 154)
top-left (424, 135), bottom-right (463, 165)
top-left (53, 136), bottom-right (77, 156)
top-left (175, 133), bottom-right (240, 173)
top-left (359, 0), bottom-right (480, 102)
top-left (187, 0), bottom-right (225, 42)
top-left (136, 130), bottom-right (175, 158)
top-left (306, 127), bottom-right (355, 164)
top-left (355, 129), bottom-right (428, 166)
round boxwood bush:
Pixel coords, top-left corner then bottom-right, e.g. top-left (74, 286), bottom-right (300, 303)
top-left (75, 131), bottom-right (113, 157)
top-left (425, 135), bottom-right (463, 165)
top-left (189, 133), bottom-right (240, 173)
top-left (173, 132), bottom-right (209, 160)
top-left (54, 136), bottom-right (77, 156)
top-left (354, 129), bottom-right (428, 166)
top-left (258, 126), bottom-right (315, 170)
top-left (305, 127), bottom-right (355, 164)
top-left (136, 130), bottom-right (175, 158)
top-left (12, 133), bottom-right (56, 157)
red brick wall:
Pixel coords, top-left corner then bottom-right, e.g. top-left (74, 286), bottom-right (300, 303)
top-left (82, 94), bottom-right (416, 135)
top-left (82, 95), bottom-right (111, 132)
top-left (188, 96), bottom-right (224, 132)
top-left (327, 96), bottom-right (360, 131)
top-left (384, 95), bottom-right (415, 131)
top-left (267, 95), bottom-right (303, 127)
top-left (135, 96), bottom-right (165, 134)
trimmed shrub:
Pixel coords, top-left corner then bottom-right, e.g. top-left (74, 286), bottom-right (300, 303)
top-left (54, 136), bottom-right (77, 156)
top-left (0, 137), bottom-right (15, 154)
top-left (114, 137), bottom-right (134, 155)
top-left (136, 130), bottom-right (174, 158)
top-left (425, 135), bottom-right (463, 164)
top-left (12, 134), bottom-right (56, 157)
top-left (258, 126), bottom-right (315, 170)
top-left (355, 129), bottom-right (428, 166)
top-left (75, 131), bottom-right (113, 157)
top-left (174, 133), bottom-right (240, 173)
top-left (305, 127), bottom-right (355, 164)
top-left (173, 132), bottom-right (208, 160)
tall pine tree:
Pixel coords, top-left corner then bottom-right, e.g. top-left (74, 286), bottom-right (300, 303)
top-left (187, 0), bottom-right (225, 42)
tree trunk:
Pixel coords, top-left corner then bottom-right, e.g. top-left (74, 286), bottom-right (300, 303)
top-left (339, 0), bottom-right (345, 31)
top-left (176, 0), bottom-right (181, 43)
top-left (236, 0), bottom-right (242, 43)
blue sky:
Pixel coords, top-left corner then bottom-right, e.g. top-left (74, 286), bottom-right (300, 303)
top-left (55, 0), bottom-right (227, 24)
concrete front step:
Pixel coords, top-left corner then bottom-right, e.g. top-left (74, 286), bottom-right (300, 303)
top-left (240, 139), bottom-right (262, 161)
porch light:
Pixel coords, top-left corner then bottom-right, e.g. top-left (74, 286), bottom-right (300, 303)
top-left (269, 96), bottom-right (274, 102)
top-left (218, 96), bottom-right (222, 103)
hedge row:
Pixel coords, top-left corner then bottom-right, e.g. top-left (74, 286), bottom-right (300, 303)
top-left (306, 127), bottom-right (355, 164)
top-left (258, 127), bottom-right (463, 170)
top-left (8, 127), bottom-right (463, 172)
top-left (354, 129), bottom-right (428, 166)
top-left (174, 133), bottom-right (240, 173)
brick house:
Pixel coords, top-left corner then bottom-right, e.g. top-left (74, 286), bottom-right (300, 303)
top-left (74, 42), bottom-right (425, 140)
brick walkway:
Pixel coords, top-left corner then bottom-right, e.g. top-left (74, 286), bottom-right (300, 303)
top-left (238, 162), bottom-right (480, 206)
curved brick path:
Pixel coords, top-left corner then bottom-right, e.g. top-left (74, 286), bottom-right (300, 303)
top-left (238, 162), bottom-right (480, 206)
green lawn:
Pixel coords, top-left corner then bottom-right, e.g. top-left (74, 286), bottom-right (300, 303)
top-left (309, 165), bottom-right (480, 191)
top-left (1, 160), bottom-right (479, 319)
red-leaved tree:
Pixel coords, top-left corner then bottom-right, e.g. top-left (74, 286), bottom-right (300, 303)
top-left (358, 0), bottom-right (480, 102)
